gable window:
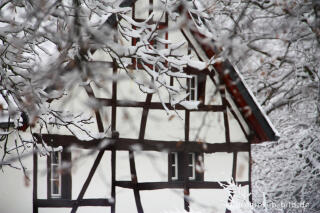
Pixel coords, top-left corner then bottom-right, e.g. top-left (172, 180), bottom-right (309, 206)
top-left (170, 152), bottom-right (178, 180)
top-left (47, 149), bottom-right (71, 200)
top-left (50, 151), bottom-right (61, 198)
top-left (188, 153), bottom-right (196, 180)
top-left (187, 75), bottom-right (198, 101)
top-left (183, 72), bottom-right (206, 103)
top-left (169, 152), bottom-right (204, 181)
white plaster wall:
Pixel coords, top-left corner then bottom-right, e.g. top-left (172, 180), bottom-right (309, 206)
top-left (153, 0), bottom-right (166, 22)
top-left (189, 111), bottom-right (226, 143)
top-left (144, 110), bottom-right (185, 141)
top-left (117, 69), bottom-right (147, 103)
top-left (116, 151), bottom-right (131, 181)
top-left (91, 78), bottom-right (113, 100)
top-left (116, 188), bottom-right (138, 213)
top-left (89, 50), bottom-right (113, 100)
top-left (225, 89), bottom-right (250, 136)
top-left (38, 207), bottom-right (110, 213)
top-left (236, 152), bottom-right (249, 182)
top-left (47, 84), bottom-right (99, 139)
top-left (227, 108), bottom-right (248, 142)
top-left (205, 75), bottom-right (222, 105)
top-left (140, 189), bottom-right (184, 213)
top-left (0, 149), bottom-right (33, 213)
top-left (98, 106), bottom-right (112, 132)
top-left (116, 107), bottom-right (142, 139)
top-left (92, 49), bottom-right (113, 63)
top-left (190, 189), bottom-right (229, 213)
top-left (134, 151), bottom-right (168, 182)
top-left (204, 153), bottom-right (233, 181)
top-left (38, 154), bottom-right (48, 199)
top-left (151, 75), bottom-right (172, 104)
top-left (168, 19), bottom-right (188, 56)
top-left (134, 0), bottom-right (149, 19)
top-left (72, 149), bottom-right (111, 199)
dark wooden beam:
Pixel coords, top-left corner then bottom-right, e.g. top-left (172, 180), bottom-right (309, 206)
top-left (184, 110), bottom-right (190, 212)
top-left (226, 152), bottom-right (238, 213)
top-left (221, 89), bottom-right (230, 144)
top-left (37, 199), bottom-right (112, 207)
top-left (127, 95), bottom-right (152, 213)
top-left (115, 181), bottom-right (249, 190)
top-left (226, 100), bottom-right (250, 141)
top-left (47, 155), bottom-right (51, 199)
top-left (208, 72), bottom-right (230, 144)
top-left (111, 150), bottom-right (116, 213)
top-left (139, 94), bottom-right (152, 140)
top-left (111, 62), bottom-right (117, 131)
top-left (70, 150), bottom-right (104, 213)
top-left (33, 146), bottom-right (38, 213)
top-left (129, 150), bottom-right (144, 213)
top-left (110, 61), bottom-right (118, 213)
top-left (185, 111), bottom-right (190, 142)
top-left (84, 85), bottom-right (104, 132)
top-left (96, 98), bottom-right (225, 112)
top-left (232, 152), bottom-right (238, 181)
top-left (62, 151), bottom-right (72, 200)
top-left (249, 146), bottom-right (253, 203)
top-left (37, 134), bottom-right (250, 153)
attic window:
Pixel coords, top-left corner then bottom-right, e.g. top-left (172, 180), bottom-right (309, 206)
top-left (188, 153), bottom-right (196, 180)
top-left (187, 75), bottom-right (198, 101)
top-left (169, 152), bottom-right (204, 181)
top-left (185, 74), bottom-right (206, 102)
top-left (50, 151), bottom-right (61, 199)
top-left (171, 152), bottom-right (178, 180)
top-left (47, 149), bottom-right (71, 200)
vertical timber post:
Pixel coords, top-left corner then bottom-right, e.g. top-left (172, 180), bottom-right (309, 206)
top-left (33, 144), bottom-right (38, 213)
top-left (184, 110), bottom-right (190, 212)
top-left (249, 146), bottom-right (252, 203)
top-left (111, 61), bottom-right (117, 213)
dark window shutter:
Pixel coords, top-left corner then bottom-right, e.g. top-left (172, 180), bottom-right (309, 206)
top-left (61, 150), bottom-right (72, 199)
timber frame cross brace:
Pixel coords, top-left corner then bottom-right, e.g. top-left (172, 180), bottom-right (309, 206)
top-left (30, 0), bottom-right (280, 211)
top-left (32, 70), bottom-right (252, 213)
top-left (32, 64), bottom-right (253, 212)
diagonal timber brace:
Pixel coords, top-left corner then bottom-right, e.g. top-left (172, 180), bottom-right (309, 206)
top-left (70, 150), bottom-right (105, 213)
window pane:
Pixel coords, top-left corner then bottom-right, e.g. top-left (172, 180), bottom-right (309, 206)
top-left (190, 91), bottom-right (194, 100)
top-left (52, 180), bottom-right (60, 195)
top-left (171, 153), bottom-right (176, 164)
top-left (52, 152), bottom-right (59, 164)
top-left (52, 165), bottom-right (59, 179)
top-left (188, 166), bottom-right (193, 178)
top-left (188, 153), bottom-right (194, 165)
top-left (171, 165), bottom-right (176, 178)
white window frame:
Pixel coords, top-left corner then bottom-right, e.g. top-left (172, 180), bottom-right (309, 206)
top-left (50, 151), bottom-right (62, 199)
top-left (187, 75), bottom-right (198, 101)
top-left (171, 152), bottom-right (178, 180)
top-left (188, 153), bottom-right (196, 180)
top-left (171, 152), bottom-right (197, 181)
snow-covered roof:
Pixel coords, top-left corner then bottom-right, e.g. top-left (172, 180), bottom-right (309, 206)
top-left (185, 7), bottom-right (279, 143)
top-left (226, 60), bottom-right (280, 141)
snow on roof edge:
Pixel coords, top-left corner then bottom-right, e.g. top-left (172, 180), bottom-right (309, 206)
top-left (229, 60), bottom-right (280, 140)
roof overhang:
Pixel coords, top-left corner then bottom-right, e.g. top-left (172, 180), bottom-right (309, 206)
top-left (185, 9), bottom-right (279, 143)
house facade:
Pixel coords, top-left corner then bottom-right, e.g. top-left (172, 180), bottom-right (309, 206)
top-left (31, 1), bottom-right (279, 213)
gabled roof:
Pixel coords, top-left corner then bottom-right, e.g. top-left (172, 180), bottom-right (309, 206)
top-left (213, 59), bottom-right (280, 143)
top-left (183, 9), bottom-right (279, 143)
top-left (101, 0), bottom-right (280, 143)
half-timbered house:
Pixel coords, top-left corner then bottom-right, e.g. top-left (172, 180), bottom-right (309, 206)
top-left (32, 1), bottom-right (279, 213)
